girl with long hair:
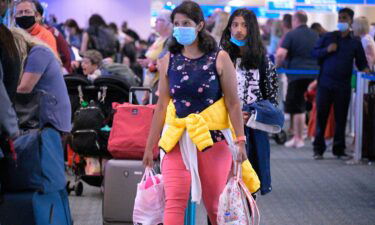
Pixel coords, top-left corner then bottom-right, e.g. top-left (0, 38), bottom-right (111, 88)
top-left (221, 8), bottom-right (279, 195)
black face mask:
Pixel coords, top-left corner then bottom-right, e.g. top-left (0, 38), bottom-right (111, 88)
top-left (16, 16), bottom-right (36, 29)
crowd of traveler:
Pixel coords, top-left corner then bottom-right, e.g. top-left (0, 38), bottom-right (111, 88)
top-left (1, 0), bottom-right (375, 224)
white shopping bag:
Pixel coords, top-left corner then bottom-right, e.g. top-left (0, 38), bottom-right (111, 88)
top-left (133, 167), bottom-right (165, 225)
top-left (217, 153), bottom-right (260, 225)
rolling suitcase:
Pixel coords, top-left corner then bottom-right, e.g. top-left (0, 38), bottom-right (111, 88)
top-left (102, 159), bottom-right (144, 225)
top-left (0, 190), bottom-right (72, 225)
top-left (362, 93), bottom-right (375, 160)
top-left (103, 88), bottom-right (159, 224)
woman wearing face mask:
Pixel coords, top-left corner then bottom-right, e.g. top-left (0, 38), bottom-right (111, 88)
top-left (220, 9), bottom-right (279, 196)
top-left (142, 2), bottom-right (246, 224)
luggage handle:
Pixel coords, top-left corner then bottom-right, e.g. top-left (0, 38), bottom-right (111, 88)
top-left (129, 87), bottom-right (152, 105)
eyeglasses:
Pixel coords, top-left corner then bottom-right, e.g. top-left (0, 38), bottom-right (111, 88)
top-left (15, 9), bottom-right (35, 17)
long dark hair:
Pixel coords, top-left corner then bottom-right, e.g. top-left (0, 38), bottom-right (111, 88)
top-left (89, 14), bottom-right (107, 28)
top-left (65, 19), bottom-right (82, 34)
top-left (0, 24), bottom-right (21, 100)
top-left (169, 1), bottom-right (217, 54)
top-left (220, 9), bottom-right (266, 70)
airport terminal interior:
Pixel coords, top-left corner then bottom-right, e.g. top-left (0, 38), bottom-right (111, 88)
top-left (0, 0), bottom-right (374, 224)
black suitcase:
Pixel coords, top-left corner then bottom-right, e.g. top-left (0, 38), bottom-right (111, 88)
top-left (362, 93), bottom-right (375, 160)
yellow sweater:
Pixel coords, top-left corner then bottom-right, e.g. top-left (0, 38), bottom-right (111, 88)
top-left (159, 98), bottom-right (235, 152)
top-left (159, 97), bottom-right (260, 193)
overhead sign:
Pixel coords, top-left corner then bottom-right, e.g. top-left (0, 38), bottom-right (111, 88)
top-left (336, 0), bottom-right (365, 3)
top-left (295, 4), bottom-right (336, 11)
top-left (267, 0), bottom-right (294, 11)
top-left (296, 0), bottom-right (365, 4)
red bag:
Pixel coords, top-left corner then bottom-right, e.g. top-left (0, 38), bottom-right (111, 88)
top-left (108, 102), bottom-right (159, 159)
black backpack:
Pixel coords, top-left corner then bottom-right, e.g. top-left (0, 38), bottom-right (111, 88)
top-left (89, 26), bottom-right (118, 58)
top-left (71, 101), bottom-right (109, 156)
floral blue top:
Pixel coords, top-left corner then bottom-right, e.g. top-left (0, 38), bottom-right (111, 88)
top-left (168, 50), bottom-right (225, 143)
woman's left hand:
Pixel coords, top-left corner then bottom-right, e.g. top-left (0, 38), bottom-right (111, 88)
top-left (242, 111), bottom-right (250, 123)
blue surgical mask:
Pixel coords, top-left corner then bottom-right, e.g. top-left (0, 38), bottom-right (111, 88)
top-left (230, 36), bottom-right (246, 47)
top-left (337, 22), bottom-right (350, 32)
top-left (173, 27), bottom-right (197, 46)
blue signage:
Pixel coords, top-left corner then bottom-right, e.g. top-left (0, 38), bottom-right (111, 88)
top-left (297, 0), bottom-right (336, 3)
top-left (336, 0), bottom-right (365, 4)
top-left (295, 5), bottom-right (336, 12)
top-left (296, 0), bottom-right (365, 3)
top-left (248, 7), bottom-right (281, 18)
top-left (268, 1), bottom-right (294, 11)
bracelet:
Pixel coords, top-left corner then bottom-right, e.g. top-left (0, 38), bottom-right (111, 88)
top-left (236, 136), bottom-right (246, 142)
top-left (235, 139), bottom-right (246, 145)
top-left (235, 135), bottom-right (246, 144)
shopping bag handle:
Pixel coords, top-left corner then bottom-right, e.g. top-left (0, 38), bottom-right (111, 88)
top-left (141, 167), bottom-right (158, 186)
top-left (232, 151), bottom-right (260, 225)
top-left (238, 179), bottom-right (260, 225)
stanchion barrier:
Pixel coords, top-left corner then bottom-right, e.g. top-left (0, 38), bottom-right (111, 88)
top-left (276, 68), bottom-right (320, 109)
top-left (276, 68), bottom-right (320, 75)
top-left (354, 72), bottom-right (375, 163)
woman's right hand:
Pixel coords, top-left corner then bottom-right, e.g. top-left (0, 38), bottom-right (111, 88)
top-left (142, 148), bottom-right (154, 168)
top-left (236, 142), bottom-right (247, 163)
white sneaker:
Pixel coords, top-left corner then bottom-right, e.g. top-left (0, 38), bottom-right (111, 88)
top-left (284, 138), bottom-right (296, 148)
top-left (295, 139), bottom-right (305, 148)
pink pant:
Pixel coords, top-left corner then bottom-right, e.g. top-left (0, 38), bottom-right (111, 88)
top-left (161, 140), bottom-right (232, 225)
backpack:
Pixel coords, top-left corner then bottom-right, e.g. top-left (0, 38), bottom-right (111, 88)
top-left (71, 101), bottom-right (109, 156)
top-left (89, 26), bottom-right (118, 58)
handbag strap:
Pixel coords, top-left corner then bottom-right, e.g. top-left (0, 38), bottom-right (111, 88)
top-left (233, 159), bottom-right (260, 225)
top-left (100, 86), bottom-right (107, 103)
top-left (142, 167), bottom-right (158, 185)
top-left (78, 85), bottom-right (84, 104)
top-left (238, 179), bottom-right (260, 225)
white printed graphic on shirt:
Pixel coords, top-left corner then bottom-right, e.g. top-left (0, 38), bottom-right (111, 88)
top-left (236, 59), bottom-right (261, 105)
